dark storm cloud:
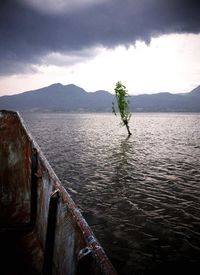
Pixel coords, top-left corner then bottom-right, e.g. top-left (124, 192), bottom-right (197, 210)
top-left (0, 0), bottom-right (200, 75)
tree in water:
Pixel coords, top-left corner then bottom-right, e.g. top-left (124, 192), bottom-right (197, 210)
top-left (112, 81), bottom-right (132, 136)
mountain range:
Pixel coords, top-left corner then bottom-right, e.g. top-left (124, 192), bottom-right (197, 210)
top-left (0, 83), bottom-right (200, 112)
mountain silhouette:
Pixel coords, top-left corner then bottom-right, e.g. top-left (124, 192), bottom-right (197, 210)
top-left (0, 83), bottom-right (199, 112)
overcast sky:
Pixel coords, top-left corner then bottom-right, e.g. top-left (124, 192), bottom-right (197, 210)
top-left (0, 0), bottom-right (200, 95)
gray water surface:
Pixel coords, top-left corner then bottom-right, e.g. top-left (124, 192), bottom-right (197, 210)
top-left (23, 112), bottom-right (200, 274)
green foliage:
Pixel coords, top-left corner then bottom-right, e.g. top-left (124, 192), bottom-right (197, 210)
top-left (112, 81), bottom-right (131, 124)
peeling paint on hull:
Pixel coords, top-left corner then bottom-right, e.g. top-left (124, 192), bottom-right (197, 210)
top-left (0, 110), bottom-right (117, 275)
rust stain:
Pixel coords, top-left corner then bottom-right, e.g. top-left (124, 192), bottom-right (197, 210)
top-left (0, 110), bottom-right (117, 275)
top-left (0, 110), bottom-right (32, 225)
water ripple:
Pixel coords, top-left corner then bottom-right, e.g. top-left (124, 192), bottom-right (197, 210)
top-left (23, 112), bottom-right (200, 275)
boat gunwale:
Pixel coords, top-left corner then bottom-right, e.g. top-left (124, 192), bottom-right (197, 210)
top-left (14, 110), bottom-right (117, 275)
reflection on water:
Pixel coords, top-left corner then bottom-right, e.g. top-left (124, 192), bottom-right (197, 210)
top-left (23, 112), bottom-right (200, 274)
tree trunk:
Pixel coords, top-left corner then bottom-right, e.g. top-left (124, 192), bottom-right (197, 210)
top-left (123, 119), bottom-right (132, 136)
top-left (125, 123), bottom-right (132, 136)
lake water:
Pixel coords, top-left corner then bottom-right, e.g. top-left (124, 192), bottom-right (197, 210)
top-left (22, 112), bottom-right (200, 275)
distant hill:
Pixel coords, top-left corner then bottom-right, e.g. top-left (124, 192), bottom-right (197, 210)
top-left (0, 83), bottom-right (200, 112)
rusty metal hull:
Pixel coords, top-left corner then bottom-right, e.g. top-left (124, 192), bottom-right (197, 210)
top-left (0, 110), bottom-right (117, 275)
